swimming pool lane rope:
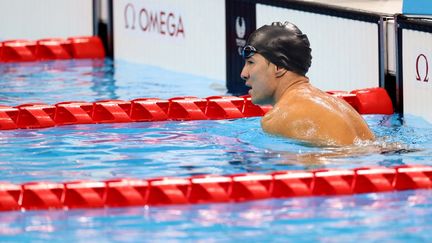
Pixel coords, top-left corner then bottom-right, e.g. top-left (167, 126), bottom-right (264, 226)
top-left (0, 165), bottom-right (431, 211)
top-left (0, 87), bottom-right (393, 130)
top-left (0, 36), bottom-right (105, 62)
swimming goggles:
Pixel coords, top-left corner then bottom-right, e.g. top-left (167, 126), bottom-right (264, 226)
top-left (241, 45), bottom-right (257, 59)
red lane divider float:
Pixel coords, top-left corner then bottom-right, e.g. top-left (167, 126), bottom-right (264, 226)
top-left (0, 165), bottom-right (430, 211)
top-left (0, 36), bottom-right (104, 62)
top-left (0, 87), bottom-right (393, 130)
top-left (328, 87), bottom-right (393, 115)
top-left (0, 96), bottom-right (270, 130)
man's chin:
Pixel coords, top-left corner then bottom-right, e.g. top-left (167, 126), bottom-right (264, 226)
top-left (251, 96), bottom-right (263, 105)
top-left (248, 90), bottom-right (257, 104)
top-left (251, 96), bottom-right (272, 106)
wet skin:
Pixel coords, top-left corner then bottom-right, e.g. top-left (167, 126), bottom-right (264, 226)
top-left (240, 53), bottom-right (375, 146)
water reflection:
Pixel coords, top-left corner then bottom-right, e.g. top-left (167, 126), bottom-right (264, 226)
top-left (0, 59), bottom-right (115, 106)
top-left (0, 190), bottom-right (431, 242)
top-left (90, 59), bottom-right (118, 100)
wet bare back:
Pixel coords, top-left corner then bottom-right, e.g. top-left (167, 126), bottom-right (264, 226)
top-left (261, 83), bottom-right (375, 146)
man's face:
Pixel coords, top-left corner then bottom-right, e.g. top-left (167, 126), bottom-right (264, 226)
top-left (240, 53), bottom-right (278, 105)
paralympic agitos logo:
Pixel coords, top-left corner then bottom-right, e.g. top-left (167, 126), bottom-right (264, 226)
top-left (124, 3), bottom-right (185, 38)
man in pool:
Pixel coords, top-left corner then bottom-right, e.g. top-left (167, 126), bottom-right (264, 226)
top-left (240, 21), bottom-right (375, 146)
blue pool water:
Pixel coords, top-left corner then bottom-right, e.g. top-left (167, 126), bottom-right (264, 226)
top-left (1, 59), bottom-right (432, 242)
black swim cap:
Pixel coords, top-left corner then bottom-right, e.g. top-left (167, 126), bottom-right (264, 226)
top-left (245, 21), bottom-right (312, 76)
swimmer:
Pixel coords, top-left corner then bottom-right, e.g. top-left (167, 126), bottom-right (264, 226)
top-left (240, 21), bottom-right (375, 146)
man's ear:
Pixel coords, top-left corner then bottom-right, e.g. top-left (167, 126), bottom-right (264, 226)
top-left (274, 66), bottom-right (287, 77)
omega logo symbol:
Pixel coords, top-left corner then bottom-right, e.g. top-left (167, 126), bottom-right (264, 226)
top-left (124, 3), bottom-right (136, 29)
top-left (416, 53), bottom-right (429, 82)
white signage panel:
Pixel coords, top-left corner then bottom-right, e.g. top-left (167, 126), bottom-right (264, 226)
top-left (114, 0), bottom-right (226, 81)
top-left (0, 0), bottom-right (92, 40)
top-left (256, 4), bottom-right (379, 91)
top-left (402, 29), bottom-right (432, 123)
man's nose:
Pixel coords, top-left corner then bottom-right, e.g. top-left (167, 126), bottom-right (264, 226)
top-left (240, 66), bottom-right (248, 81)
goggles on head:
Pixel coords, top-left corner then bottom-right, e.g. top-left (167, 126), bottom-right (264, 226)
top-left (241, 45), bottom-right (257, 59)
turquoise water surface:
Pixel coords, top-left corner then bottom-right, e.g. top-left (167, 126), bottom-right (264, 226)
top-left (1, 59), bottom-right (432, 242)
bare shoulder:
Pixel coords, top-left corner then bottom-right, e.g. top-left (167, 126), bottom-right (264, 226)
top-left (261, 89), bottom-right (374, 145)
top-left (261, 98), bottom-right (324, 137)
